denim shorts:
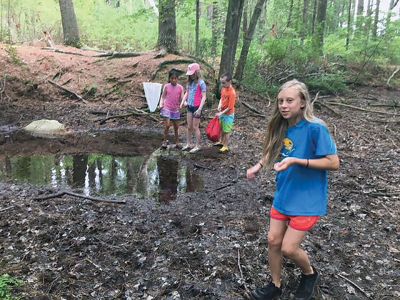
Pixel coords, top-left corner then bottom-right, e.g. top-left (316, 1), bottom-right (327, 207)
top-left (187, 105), bottom-right (201, 118)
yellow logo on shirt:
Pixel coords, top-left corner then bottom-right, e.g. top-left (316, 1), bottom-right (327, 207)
top-left (283, 138), bottom-right (293, 151)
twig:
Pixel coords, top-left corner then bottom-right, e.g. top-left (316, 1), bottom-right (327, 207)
top-left (241, 100), bottom-right (266, 118)
top-left (237, 249), bottom-right (251, 294)
top-left (326, 101), bottom-right (399, 116)
top-left (336, 273), bottom-right (371, 299)
top-left (0, 205), bottom-right (14, 213)
top-left (315, 100), bottom-right (342, 116)
top-left (365, 117), bottom-right (400, 124)
top-left (34, 190), bottom-right (126, 204)
top-left (311, 91), bottom-right (320, 105)
top-left (386, 66), bottom-right (400, 86)
top-left (48, 80), bottom-right (87, 103)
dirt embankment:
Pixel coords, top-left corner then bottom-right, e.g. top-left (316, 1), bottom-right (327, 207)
top-left (0, 44), bottom-right (399, 299)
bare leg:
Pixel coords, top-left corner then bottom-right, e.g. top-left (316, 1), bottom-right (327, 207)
top-left (192, 117), bottom-right (201, 147)
top-left (172, 121), bottom-right (179, 145)
top-left (163, 119), bottom-right (171, 142)
top-left (268, 218), bottom-right (288, 287)
top-left (186, 113), bottom-right (193, 146)
top-left (281, 227), bottom-right (313, 275)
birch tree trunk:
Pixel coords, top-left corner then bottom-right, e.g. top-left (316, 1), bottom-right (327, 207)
top-left (59, 0), bottom-right (80, 47)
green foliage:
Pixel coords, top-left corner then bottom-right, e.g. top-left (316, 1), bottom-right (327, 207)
top-left (0, 274), bottom-right (22, 300)
top-left (5, 45), bottom-right (23, 65)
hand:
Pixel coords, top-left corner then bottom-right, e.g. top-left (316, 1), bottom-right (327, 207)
top-left (180, 101), bottom-right (187, 109)
top-left (273, 157), bottom-right (296, 172)
top-left (216, 112), bottom-right (222, 117)
top-left (246, 164), bottom-right (262, 180)
top-left (194, 108), bottom-right (202, 116)
top-left (217, 105), bottom-right (222, 112)
top-left (159, 103), bottom-right (164, 109)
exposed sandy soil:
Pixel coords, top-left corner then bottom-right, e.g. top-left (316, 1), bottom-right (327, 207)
top-left (0, 44), bottom-right (399, 299)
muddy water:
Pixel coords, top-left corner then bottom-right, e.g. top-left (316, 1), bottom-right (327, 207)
top-left (0, 130), bottom-right (203, 202)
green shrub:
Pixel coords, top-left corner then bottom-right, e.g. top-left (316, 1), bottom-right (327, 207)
top-left (0, 274), bottom-right (22, 300)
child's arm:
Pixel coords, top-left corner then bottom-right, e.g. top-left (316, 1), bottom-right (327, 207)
top-left (194, 91), bottom-right (206, 116)
top-left (159, 85), bottom-right (167, 108)
top-left (180, 90), bottom-right (188, 109)
top-left (274, 155), bottom-right (340, 172)
top-left (247, 154), bottom-right (269, 179)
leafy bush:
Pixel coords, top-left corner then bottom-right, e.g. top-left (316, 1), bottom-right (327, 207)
top-left (0, 274), bottom-right (22, 300)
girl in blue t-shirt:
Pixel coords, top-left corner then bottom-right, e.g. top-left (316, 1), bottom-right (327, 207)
top-left (180, 63), bottom-right (207, 154)
top-left (246, 79), bottom-right (339, 300)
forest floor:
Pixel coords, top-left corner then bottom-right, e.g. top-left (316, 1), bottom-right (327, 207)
top-left (0, 44), bottom-right (399, 300)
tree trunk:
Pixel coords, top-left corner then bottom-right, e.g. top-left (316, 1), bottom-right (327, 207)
top-left (234, 0), bottom-right (267, 81)
top-left (301, 0), bottom-right (309, 41)
top-left (243, 0), bottom-right (249, 34)
top-left (59, 0), bottom-right (80, 47)
top-left (211, 1), bottom-right (220, 65)
top-left (346, 0), bottom-right (352, 50)
top-left (385, 0), bottom-right (395, 32)
top-left (356, 0), bottom-right (364, 33)
top-left (312, 0), bottom-right (327, 55)
top-left (311, 0), bottom-right (318, 34)
top-left (287, 0), bottom-right (294, 28)
top-left (372, 0), bottom-right (381, 38)
top-left (218, 0), bottom-right (245, 78)
top-left (158, 0), bottom-right (177, 53)
top-left (195, 0), bottom-right (200, 56)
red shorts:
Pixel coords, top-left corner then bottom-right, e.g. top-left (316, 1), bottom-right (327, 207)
top-left (270, 207), bottom-right (320, 231)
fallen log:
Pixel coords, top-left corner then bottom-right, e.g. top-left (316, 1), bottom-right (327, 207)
top-left (34, 190), bottom-right (126, 204)
top-left (326, 101), bottom-right (399, 116)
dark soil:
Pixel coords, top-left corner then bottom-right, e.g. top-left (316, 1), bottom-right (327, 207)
top-left (0, 44), bottom-right (399, 299)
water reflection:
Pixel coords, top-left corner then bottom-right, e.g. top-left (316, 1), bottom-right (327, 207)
top-left (0, 153), bottom-right (203, 201)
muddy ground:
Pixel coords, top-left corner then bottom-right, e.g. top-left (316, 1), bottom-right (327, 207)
top-left (0, 45), bottom-right (399, 299)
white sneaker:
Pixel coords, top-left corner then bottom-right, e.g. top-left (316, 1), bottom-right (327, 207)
top-left (189, 146), bottom-right (201, 153)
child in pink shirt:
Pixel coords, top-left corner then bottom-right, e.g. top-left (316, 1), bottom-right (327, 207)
top-left (159, 69), bottom-right (184, 148)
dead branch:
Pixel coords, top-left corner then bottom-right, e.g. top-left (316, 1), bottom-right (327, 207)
top-left (311, 91), bottom-right (320, 105)
top-left (134, 108), bottom-right (159, 122)
top-left (34, 190), bottom-right (126, 204)
top-left (0, 206), bottom-right (15, 213)
top-left (326, 101), bottom-right (399, 116)
top-left (386, 66), bottom-right (400, 86)
top-left (106, 52), bottom-right (144, 59)
top-left (96, 108), bottom-right (158, 124)
top-left (336, 273), bottom-right (372, 299)
top-left (237, 249), bottom-right (251, 294)
top-left (315, 100), bottom-right (342, 117)
top-left (365, 117), bottom-right (400, 124)
top-left (241, 100), bottom-right (267, 118)
top-left (42, 47), bottom-right (86, 57)
top-left (48, 80), bottom-right (87, 103)
top-left (96, 111), bottom-right (145, 124)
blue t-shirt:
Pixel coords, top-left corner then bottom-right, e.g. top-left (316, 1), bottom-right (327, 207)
top-left (187, 79), bottom-right (206, 107)
top-left (273, 119), bottom-right (337, 216)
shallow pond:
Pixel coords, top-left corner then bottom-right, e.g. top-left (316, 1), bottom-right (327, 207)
top-left (0, 129), bottom-right (203, 202)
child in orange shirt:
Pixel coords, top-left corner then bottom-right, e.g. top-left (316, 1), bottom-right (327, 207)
top-left (215, 73), bottom-right (236, 153)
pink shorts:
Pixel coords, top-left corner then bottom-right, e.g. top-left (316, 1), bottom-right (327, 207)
top-left (270, 207), bottom-right (320, 231)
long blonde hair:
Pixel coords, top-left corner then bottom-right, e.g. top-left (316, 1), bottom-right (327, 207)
top-left (263, 79), bottom-right (315, 168)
